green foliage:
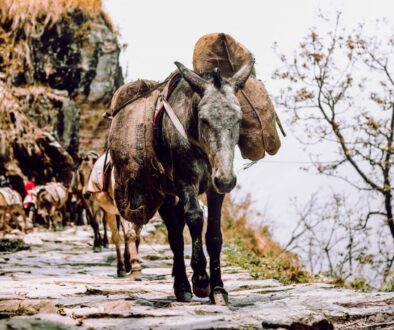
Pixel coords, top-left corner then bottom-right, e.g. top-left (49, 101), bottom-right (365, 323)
top-left (194, 309), bottom-right (206, 315)
top-left (348, 277), bottom-right (372, 292)
top-left (0, 239), bottom-right (29, 253)
top-left (225, 242), bottom-right (310, 285)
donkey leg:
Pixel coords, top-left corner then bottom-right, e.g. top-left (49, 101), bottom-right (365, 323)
top-left (106, 213), bottom-right (127, 277)
top-left (0, 209), bottom-right (4, 233)
top-left (46, 211), bottom-right (52, 231)
top-left (83, 198), bottom-right (102, 252)
top-left (23, 206), bottom-right (33, 232)
top-left (102, 212), bottom-right (109, 248)
top-left (28, 207), bottom-right (35, 227)
top-left (14, 207), bottom-right (26, 232)
top-left (159, 196), bottom-right (192, 302)
top-left (120, 219), bottom-right (131, 273)
top-left (50, 207), bottom-right (58, 231)
top-left (122, 219), bottom-right (142, 281)
top-left (90, 213), bottom-right (102, 253)
top-left (206, 190), bottom-right (228, 305)
top-left (131, 224), bottom-right (142, 280)
top-left (181, 190), bottom-right (210, 298)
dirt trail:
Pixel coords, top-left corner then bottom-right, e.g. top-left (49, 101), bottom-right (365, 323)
top-left (0, 227), bottom-right (393, 329)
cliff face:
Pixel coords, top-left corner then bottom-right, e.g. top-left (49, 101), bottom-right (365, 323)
top-left (0, 82), bottom-right (74, 192)
top-left (0, 0), bottom-right (123, 189)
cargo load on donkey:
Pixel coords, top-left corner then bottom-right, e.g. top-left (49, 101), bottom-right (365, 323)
top-left (193, 33), bottom-right (284, 160)
top-left (107, 79), bottom-right (167, 224)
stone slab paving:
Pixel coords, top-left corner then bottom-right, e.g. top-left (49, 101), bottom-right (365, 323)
top-left (0, 227), bottom-right (393, 329)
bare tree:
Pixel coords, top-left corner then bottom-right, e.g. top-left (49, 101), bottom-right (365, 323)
top-left (285, 192), bottom-right (394, 287)
top-left (274, 13), bottom-right (394, 286)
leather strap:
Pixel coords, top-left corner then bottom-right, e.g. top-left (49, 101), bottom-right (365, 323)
top-left (154, 71), bottom-right (204, 149)
top-left (161, 98), bottom-right (190, 144)
top-left (153, 71), bottom-right (181, 125)
top-left (157, 96), bottom-right (203, 149)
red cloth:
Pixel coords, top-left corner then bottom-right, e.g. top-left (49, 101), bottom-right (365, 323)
top-left (24, 180), bottom-right (36, 208)
top-left (25, 181), bottom-right (35, 194)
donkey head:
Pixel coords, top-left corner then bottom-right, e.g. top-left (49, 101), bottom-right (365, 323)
top-left (175, 60), bottom-right (254, 194)
top-left (78, 151), bottom-right (99, 191)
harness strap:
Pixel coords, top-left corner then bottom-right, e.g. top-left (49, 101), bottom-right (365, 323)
top-left (160, 98), bottom-right (190, 143)
top-left (154, 72), bottom-right (203, 149)
top-left (160, 97), bottom-right (204, 149)
top-left (154, 71), bottom-right (181, 125)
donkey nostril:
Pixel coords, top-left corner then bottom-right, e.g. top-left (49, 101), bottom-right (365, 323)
top-left (213, 175), bottom-right (236, 192)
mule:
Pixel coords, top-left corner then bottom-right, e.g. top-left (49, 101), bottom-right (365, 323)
top-left (33, 182), bottom-right (68, 230)
top-left (0, 187), bottom-right (28, 234)
top-left (74, 151), bottom-right (109, 252)
top-left (109, 60), bottom-right (254, 304)
top-left (81, 152), bottom-right (142, 279)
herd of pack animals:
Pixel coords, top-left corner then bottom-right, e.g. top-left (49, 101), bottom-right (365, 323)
top-left (0, 34), bottom-right (283, 305)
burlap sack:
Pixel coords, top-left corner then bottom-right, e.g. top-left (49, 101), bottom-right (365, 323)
top-left (34, 183), bottom-right (67, 208)
top-left (193, 33), bottom-right (255, 77)
top-left (109, 82), bottom-right (165, 225)
top-left (237, 79), bottom-right (281, 160)
top-left (193, 33), bottom-right (282, 160)
top-left (0, 188), bottom-right (22, 206)
top-left (110, 79), bottom-right (159, 115)
top-left (86, 152), bottom-right (113, 194)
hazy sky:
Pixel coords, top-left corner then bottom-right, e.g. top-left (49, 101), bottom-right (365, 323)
top-left (102, 0), bottom-right (393, 243)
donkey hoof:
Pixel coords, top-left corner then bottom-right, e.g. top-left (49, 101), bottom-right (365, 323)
top-left (175, 291), bottom-right (193, 302)
top-left (103, 243), bottom-right (109, 249)
top-left (192, 283), bottom-right (211, 298)
top-left (210, 287), bottom-right (229, 305)
top-left (117, 270), bottom-right (131, 278)
top-left (93, 246), bottom-right (102, 253)
top-left (132, 270), bottom-right (142, 281)
top-left (192, 273), bottom-right (210, 298)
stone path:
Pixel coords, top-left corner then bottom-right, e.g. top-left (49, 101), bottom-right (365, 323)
top-left (0, 227), bottom-right (393, 329)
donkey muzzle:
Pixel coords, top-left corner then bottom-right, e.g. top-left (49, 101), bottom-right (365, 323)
top-left (213, 175), bottom-right (237, 194)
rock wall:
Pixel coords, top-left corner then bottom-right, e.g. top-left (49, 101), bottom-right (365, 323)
top-left (0, 0), bottom-right (123, 189)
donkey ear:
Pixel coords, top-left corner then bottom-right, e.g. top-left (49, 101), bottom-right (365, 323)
top-left (229, 59), bottom-right (255, 92)
top-left (174, 61), bottom-right (208, 93)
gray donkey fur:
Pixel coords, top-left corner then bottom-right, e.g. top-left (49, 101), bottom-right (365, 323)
top-left (108, 60), bottom-right (254, 304)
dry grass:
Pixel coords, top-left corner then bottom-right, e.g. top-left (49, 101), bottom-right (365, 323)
top-left (220, 188), bottom-right (310, 284)
top-left (0, 0), bottom-right (104, 35)
top-left (0, 80), bottom-right (45, 178)
top-left (0, 0), bottom-right (113, 87)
